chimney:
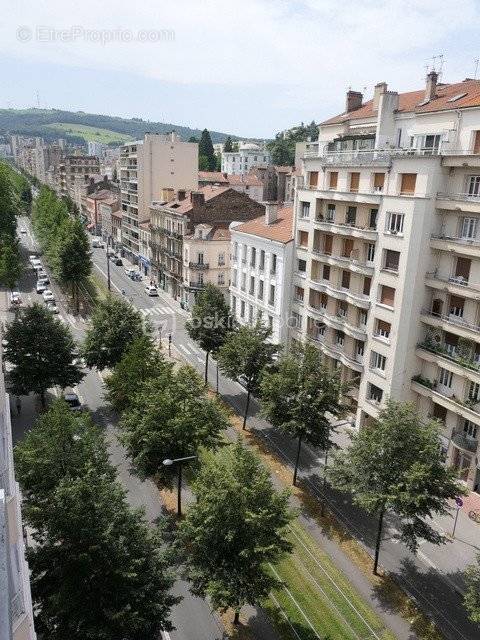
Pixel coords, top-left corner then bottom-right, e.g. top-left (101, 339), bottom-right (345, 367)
top-left (190, 191), bottom-right (205, 208)
top-left (346, 90), bottom-right (363, 113)
top-left (425, 71), bottom-right (438, 102)
top-left (373, 82), bottom-right (387, 110)
top-left (264, 201), bottom-right (279, 225)
top-left (161, 187), bottom-right (175, 202)
top-left (177, 189), bottom-right (186, 201)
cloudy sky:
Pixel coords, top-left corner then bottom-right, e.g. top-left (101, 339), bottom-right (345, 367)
top-left (1, 0), bottom-right (479, 137)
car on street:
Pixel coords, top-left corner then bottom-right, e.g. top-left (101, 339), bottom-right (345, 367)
top-left (125, 267), bottom-right (136, 277)
top-left (36, 281), bottom-right (47, 294)
top-left (63, 390), bottom-right (82, 411)
top-left (112, 256), bottom-right (123, 266)
top-left (38, 274), bottom-right (50, 285)
top-left (145, 284), bottom-right (158, 296)
top-left (9, 292), bottom-right (21, 307)
top-left (29, 254), bottom-right (38, 264)
top-left (45, 300), bottom-right (59, 314)
top-left (42, 289), bottom-right (55, 302)
top-left (107, 247), bottom-right (116, 257)
top-left (20, 228), bottom-right (27, 234)
top-left (91, 237), bottom-right (104, 248)
top-left (31, 259), bottom-right (42, 269)
top-left (131, 272), bottom-right (142, 282)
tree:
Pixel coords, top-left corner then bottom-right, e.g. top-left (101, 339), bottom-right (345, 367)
top-left (185, 283), bottom-right (233, 385)
top-left (261, 342), bottom-right (348, 486)
top-left (217, 323), bottom-right (278, 428)
top-left (104, 334), bottom-right (172, 413)
top-left (15, 399), bottom-right (178, 639)
top-left (328, 400), bottom-right (463, 574)
top-left (188, 136), bottom-right (199, 143)
top-left (0, 239), bottom-right (23, 289)
top-left (199, 129), bottom-right (216, 171)
top-left (223, 136), bottom-right (233, 152)
top-left (120, 365), bottom-right (228, 485)
top-left (4, 304), bottom-right (84, 406)
top-left (82, 295), bottom-right (145, 370)
top-left (465, 554), bottom-right (480, 624)
top-left (0, 163), bottom-right (17, 238)
top-left (177, 439), bottom-right (292, 624)
top-left (267, 138), bottom-right (295, 166)
top-left (198, 155), bottom-right (211, 171)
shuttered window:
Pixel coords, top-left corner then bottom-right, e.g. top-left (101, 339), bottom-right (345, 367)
top-left (400, 173), bottom-right (417, 195)
top-left (329, 172), bottom-right (338, 189)
top-left (373, 173), bottom-right (385, 190)
top-left (350, 172), bottom-right (360, 192)
top-left (474, 130), bottom-right (480, 154)
top-left (309, 171), bottom-right (319, 187)
top-left (324, 234), bottom-right (333, 254)
top-left (298, 230), bottom-right (309, 246)
top-left (342, 238), bottom-right (354, 257)
top-left (384, 249), bottom-right (400, 272)
top-left (455, 257), bottom-right (471, 280)
top-left (323, 265), bottom-right (330, 280)
top-left (363, 277), bottom-right (371, 295)
top-left (380, 285), bottom-right (395, 306)
top-left (341, 270), bottom-right (350, 289)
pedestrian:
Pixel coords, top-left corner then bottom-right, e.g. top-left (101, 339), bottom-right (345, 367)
top-left (16, 397), bottom-right (21, 416)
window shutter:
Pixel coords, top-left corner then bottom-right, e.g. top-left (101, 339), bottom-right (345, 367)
top-left (400, 173), bottom-right (417, 194)
top-left (350, 172), bottom-right (360, 191)
top-left (474, 131), bottom-right (480, 154)
top-left (324, 234), bottom-right (333, 254)
top-left (341, 271), bottom-right (350, 288)
top-left (374, 173), bottom-right (385, 189)
top-left (363, 277), bottom-right (371, 295)
top-left (380, 285), bottom-right (395, 306)
top-left (329, 172), bottom-right (338, 188)
top-left (343, 238), bottom-right (354, 257)
top-left (309, 171), bottom-right (319, 187)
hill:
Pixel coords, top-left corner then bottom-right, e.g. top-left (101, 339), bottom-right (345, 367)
top-left (0, 108), bottom-right (240, 147)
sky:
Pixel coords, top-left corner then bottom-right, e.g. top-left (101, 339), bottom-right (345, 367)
top-left (1, 0), bottom-right (480, 138)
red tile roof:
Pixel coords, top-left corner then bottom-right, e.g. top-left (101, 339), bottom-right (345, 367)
top-left (164, 185), bottom-right (232, 215)
top-left (227, 173), bottom-right (263, 187)
top-left (321, 79), bottom-right (480, 126)
top-left (198, 171), bottom-right (229, 183)
top-left (274, 165), bottom-right (294, 173)
top-left (234, 206), bottom-right (293, 244)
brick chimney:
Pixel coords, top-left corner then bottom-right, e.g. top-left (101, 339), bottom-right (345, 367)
top-left (190, 191), bottom-right (205, 208)
top-left (264, 201), bottom-right (279, 225)
top-left (425, 71), bottom-right (438, 102)
top-left (346, 90), bottom-right (363, 113)
top-left (373, 82), bottom-right (387, 110)
top-left (177, 189), bottom-right (186, 201)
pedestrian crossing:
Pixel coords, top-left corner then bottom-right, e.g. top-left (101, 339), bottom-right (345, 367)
top-left (139, 305), bottom-right (173, 317)
top-left (177, 341), bottom-right (205, 364)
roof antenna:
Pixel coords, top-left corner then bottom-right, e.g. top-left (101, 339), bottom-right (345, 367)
top-left (474, 58), bottom-right (479, 80)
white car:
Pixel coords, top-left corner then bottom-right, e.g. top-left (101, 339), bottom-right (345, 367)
top-left (38, 275), bottom-right (50, 285)
top-left (20, 228), bottom-right (27, 234)
top-left (145, 285), bottom-right (158, 296)
top-left (29, 254), bottom-right (38, 263)
top-left (36, 281), bottom-right (47, 294)
top-left (42, 290), bottom-right (55, 302)
top-left (46, 300), bottom-right (59, 314)
top-left (125, 267), bottom-right (136, 277)
top-left (31, 259), bottom-right (42, 269)
top-left (9, 292), bottom-right (21, 306)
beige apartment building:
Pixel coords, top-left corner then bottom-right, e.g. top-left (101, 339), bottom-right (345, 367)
top-left (120, 133), bottom-right (198, 262)
top-left (57, 155), bottom-right (101, 199)
top-left (292, 73), bottom-right (480, 491)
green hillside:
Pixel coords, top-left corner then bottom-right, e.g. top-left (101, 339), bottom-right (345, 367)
top-left (0, 108), bottom-right (240, 146)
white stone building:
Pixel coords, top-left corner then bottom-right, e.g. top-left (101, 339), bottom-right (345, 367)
top-left (221, 143), bottom-right (271, 176)
top-left (291, 73), bottom-right (480, 491)
top-left (230, 203), bottom-right (294, 344)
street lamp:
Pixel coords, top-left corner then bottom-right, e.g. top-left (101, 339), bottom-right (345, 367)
top-left (162, 455), bottom-right (196, 517)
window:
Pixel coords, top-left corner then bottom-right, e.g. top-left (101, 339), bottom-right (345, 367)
top-left (249, 305), bottom-right (254, 324)
top-left (400, 173), bottom-right (417, 195)
top-left (218, 272), bottom-right (225, 285)
top-left (294, 286), bottom-right (304, 302)
top-left (242, 245), bottom-right (247, 263)
top-left (322, 265), bottom-right (330, 280)
top-left (438, 367), bottom-right (453, 388)
top-left (258, 279), bottom-right (264, 299)
top-left (259, 249), bottom-right (265, 270)
top-left (380, 285), bottom-right (395, 307)
top-left (350, 172), bottom-right (360, 192)
top-left (337, 301), bottom-right (347, 317)
top-left (366, 243), bottom-right (375, 263)
top-left (386, 212), bottom-right (404, 234)
top-left (375, 319), bottom-right (391, 339)
top-left (460, 217), bottom-right (478, 239)
top-left (250, 247), bottom-right (256, 267)
top-left (373, 173), bottom-right (385, 192)
top-left (298, 258), bottom-right (307, 273)
top-left (359, 310), bottom-right (368, 326)
top-left (335, 330), bottom-right (345, 346)
top-left (300, 202), bottom-right (310, 218)
top-left (467, 176), bottom-right (480, 196)
top-left (231, 296), bottom-right (236, 313)
top-left (271, 254), bottom-right (277, 275)
top-left (218, 252), bottom-right (225, 266)
top-left (249, 276), bottom-right (255, 295)
top-left (368, 383), bottom-right (383, 404)
top-left (240, 300), bottom-right (245, 318)
top-left (346, 206), bottom-right (357, 225)
top-left (241, 273), bottom-right (246, 291)
top-left (383, 249), bottom-right (400, 272)
top-left (291, 312), bottom-right (302, 329)
top-left (197, 252), bottom-right (204, 265)
top-left (308, 171), bottom-right (319, 188)
top-left (463, 420), bottom-right (478, 439)
top-left (356, 341), bottom-right (365, 357)
top-left (363, 277), bottom-right (371, 296)
top-left (369, 208), bottom-right (378, 230)
top-left (449, 295), bottom-right (464, 318)
top-left (320, 293), bottom-right (328, 310)
top-left (298, 230), bottom-right (309, 247)
top-left (323, 234), bottom-right (333, 255)
top-left (268, 315), bottom-right (273, 330)
top-left (232, 269), bottom-right (237, 287)
top-left (455, 257), bottom-right (471, 282)
top-left (329, 172), bottom-right (338, 189)
top-left (469, 382), bottom-right (480, 403)
top-left (326, 204), bottom-right (335, 221)
top-left (341, 270), bottom-right (350, 289)
top-left (371, 351), bottom-right (386, 371)
top-left (269, 284), bottom-right (275, 306)
top-left (342, 238), bottom-right (354, 258)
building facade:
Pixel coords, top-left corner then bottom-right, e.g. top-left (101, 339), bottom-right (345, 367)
top-left (221, 143), bottom-right (271, 176)
top-left (230, 204), bottom-right (294, 344)
top-left (120, 133), bottom-right (198, 263)
top-left (291, 73), bottom-right (480, 491)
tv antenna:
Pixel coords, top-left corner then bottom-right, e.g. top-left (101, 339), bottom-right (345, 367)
top-left (425, 54), bottom-right (444, 78)
top-left (35, 91), bottom-right (40, 108)
top-left (474, 58), bottom-right (479, 79)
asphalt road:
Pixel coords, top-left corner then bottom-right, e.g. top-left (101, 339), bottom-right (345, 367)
top-left (87, 243), bottom-right (480, 640)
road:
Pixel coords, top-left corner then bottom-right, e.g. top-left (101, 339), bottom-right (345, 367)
top-left (87, 241), bottom-right (480, 640)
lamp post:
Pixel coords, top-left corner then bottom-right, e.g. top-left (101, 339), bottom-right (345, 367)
top-left (106, 235), bottom-right (111, 292)
top-left (162, 456), bottom-right (196, 517)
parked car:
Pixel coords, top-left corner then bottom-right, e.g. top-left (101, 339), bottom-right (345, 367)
top-left (36, 281), bottom-right (47, 294)
top-left (113, 256), bottom-right (123, 266)
top-left (9, 292), bottom-right (21, 307)
top-left (45, 300), bottom-right (59, 314)
top-left (92, 237), bottom-right (104, 248)
top-left (31, 259), bottom-right (42, 269)
top-left (125, 267), bottom-right (136, 278)
top-left (20, 228), bottom-right (27, 234)
top-left (131, 272), bottom-right (142, 282)
top-left (38, 275), bottom-right (50, 285)
top-left (42, 289), bottom-right (55, 302)
top-left (107, 247), bottom-right (116, 257)
top-left (145, 284), bottom-right (158, 296)
top-left (63, 390), bottom-right (82, 411)
top-left (29, 254), bottom-right (38, 264)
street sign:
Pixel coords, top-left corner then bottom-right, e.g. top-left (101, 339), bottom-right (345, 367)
top-left (455, 497), bottom-right (463, 508)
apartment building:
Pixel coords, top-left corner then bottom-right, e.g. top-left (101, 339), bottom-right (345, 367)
top-left (221, 142), bottom-right (270, 176)
top-left (230, 204), bottom-right (294, 344)
top-left (58, 155), bottom-right (101, 199)
top-left (149, 186), bottom-right (264, 307)
top-left (120, 133), bottom-right (198, 263)
top-left (291, 73), bottom-right (480, 491)
top-left (0, 351), bottom-right (36, 640)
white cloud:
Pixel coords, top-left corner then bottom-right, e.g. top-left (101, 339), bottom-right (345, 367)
top-left (1, 0), bottom-right (479, 128)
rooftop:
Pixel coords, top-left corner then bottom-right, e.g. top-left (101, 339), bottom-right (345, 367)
top-left (234, 205), bottom-right (293, 244)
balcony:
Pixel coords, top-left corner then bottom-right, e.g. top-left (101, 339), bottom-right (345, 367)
top-left (451, 429), bottom-right (479, 453)
top-left (189, 281), bottom-right (205, 290)
top-left (425, 272), bottom-right (480, 298)
top-left (416, 342), bottom-right (480, 381)
top-left (309, 277), bottom-right (371, 309)
top-left (305, 147), bottom-right (440, 166)
top-left (420, 308), bottom-right (480, 342)
top-left (411, 376), bottom-right (480, 423)
top-left (436, 192), bottom-right (480, 213)
top-left (312, 247), bottom-right (374, 276)
top-left (313, 217), bottom-right (378, 241)
top-left (430, 234), bottom-right (480, 259)
top-left (189, 262), bottom-right (209, 270)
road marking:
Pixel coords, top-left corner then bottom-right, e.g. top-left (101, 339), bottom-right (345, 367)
top-left (179, 344), bottom-right (191, 355)
top-left (93, 262), bottom-right (122, 294)
top-left (196, 356), bottom-right (203, 364)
